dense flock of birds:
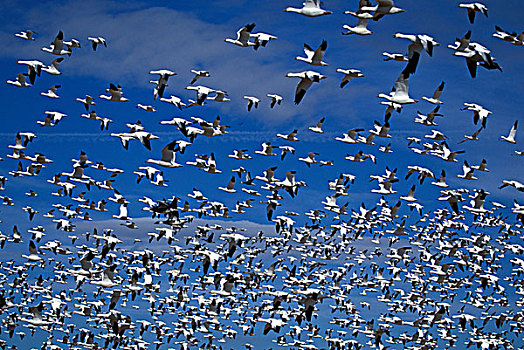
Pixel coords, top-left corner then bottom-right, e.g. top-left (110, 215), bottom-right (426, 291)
top-left (1, 0), bottom-right (524, 349)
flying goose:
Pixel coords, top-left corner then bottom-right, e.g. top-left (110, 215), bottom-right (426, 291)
top-left (243, 96), bottom-right (260, 111)
top-left (41, 84), bottom-right (61, 99)
top-left (146, 140), bottom-right (183, 168)
top-left (378, 72), bottom-right (418, 105)
top-left (225, 23), bottom-right (256, 47)
top-left (250, 32), bottom-right (277, 50)
top-left (87, 36), bottom-right (107, 50)
top-left (14, 30), bottom-right (36, 40)
top-left (336, 69), bottom-right (364, 88)
top-left (267, 94), bottom-right (283, 108)
top-left (459, 2), bottom-right (488, 24)
top-left (286, 71), bottom-right (327, 105)
top-left (295, 40), bottom-right (328, 66)
top-left (421, 81), bottom-right (445, 104)
top-left (342, 18), bottom-right (373, 35)
top-left (149, 69), bottom-right (176, 100)
top-left (284, 0), bottom-right (332, 17)
top-left (500, 120), bottom-right (518, 144)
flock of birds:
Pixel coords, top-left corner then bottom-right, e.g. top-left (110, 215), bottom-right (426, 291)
top-left (1, 1), bottom-right (524, 350)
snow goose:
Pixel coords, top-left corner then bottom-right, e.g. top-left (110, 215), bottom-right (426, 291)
top-left (41, 30), bottom-right (70, 55)
top-left (41, 84), bottom-right (61, 99)
top-left (17, 60), bottom-right (43, 84)
top-left (276, 129), bottom-right (299, 141)
top-left (393, 33), bottom-right (439, 75)
top-left (99, 83), bottom-right (128, 102)
top-left (189, 70), bottom-right (210, 84)
top-left (186, 85), bottom-right (216, 106)
top-left (87, 36), bottom-right (107, 51)
top-left (336, 68), bottom-right (364, 88)
top-left (335, 128), bottom-right (364, 144)
top-left (284, 0), bottom-right (332, 17)
top-left (382, 52), bottom-right (407, 61)
top-left (298, 152), bottom-right (318, 167)
top-left (421, 81), bottom-right (445, 104)
top-left (208, 90), bottom-right (230, 102)
top-left (500, 120), bottom-right (518, 144)
top-left (447, 30), bottom-right (471, 52)
top-left (267, 94), bottom-right (283, 108)
top-left (250, 32), bottom-right (277, 50)
top-left (136, 104), bottom-right (156, 112)
top-left (458, 127), bottom-right (482, 143)
top-left (414, 106), bottom-right (443, 126)
top-left (369, 120), bottom-right (391, 138)
top-left (286, 70), bottom-right (327, 105)
top-left (6, 73), bottom-right (31, 87)
top-left (308, 117), bottom-right (325, 133)
top-left (14, 30), bottom-right (36, 40)
top-left (378, 72), bottom-right (418, 105)
top-left (243, 96), bottom-right (260, 111)
top-left (462, 103), bottom-right (491, 128)
top-left (342, 18), bottom-right (373, 35)
top-left (499, 180), bottom-right (524, 192)
top-left (471, 158), bottom-right (489, 172)
top-left (159, 95), bottom-right (186, 110)
top-left (76, 95), bottom-right (96, 111)
top-left (41, 57), bottom-right (64, 75)
top-left (149, 69), bottom-right (176, 100)
top-left (225, 23), bottom-right (256, 47)
top-left (431, 170), bottom-right (449, 188)
top-left (295, 40), bottom-right (328, 66)
top-left (218, 176), bottom-right (237, 193)
top-left (453, 42), bottom-right (501, 78)
top-left (459, 2), bottom-right (488, 24)
top-left (492, 26), bottom-right (524, 46)
top-left (362, 0), bottom-right (405, 21)
top-left (457, 160), bottom-right (477, 180)
top-left (144, 143), bottom-right (178, 169)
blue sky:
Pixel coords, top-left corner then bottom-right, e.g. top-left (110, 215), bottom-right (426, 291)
top-left (0, 0), bottom-right (523, 349)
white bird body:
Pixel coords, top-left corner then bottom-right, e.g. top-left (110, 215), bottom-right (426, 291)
top-left (15, 30), bottom-right (36, 40)
top-left (87, 36), bottom-right (107, 50)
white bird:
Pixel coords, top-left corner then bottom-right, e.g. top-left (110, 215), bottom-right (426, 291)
top-left (218, 176), bottom-right (237, 193)
top-left (243, 96), bottom-right (260, 111)
top-left (146, 140), bottom-right (183, 168)
top-left (6, 73), bottom-right (31, 87)
top-left (286, 70), bottom-right (327, 105)
top-left (99, 83), bottom-right (129, 102)
top-left (492, 26), bottom-right (524, 46)
top-left (14, 30), bottom-right (36, 40)
top-left (378, 72), bottom-right (418, 105)
top-left (76, 95), bottom-right (96, 111)
top-left (41, 84), bottom-right (61, 99)
top-left (225, 23), bottom-right (256, 47)
top-left (393, 33), bottom-right (440, 75)
top-left (136, 104), bottom-right (156, 112)
top-left (431, 170), bottom-right (449, 188)
top-left (41, 57), bottom-right (64, 75)
top-left (459, 2), bottom-right (488, 24)
top-left (462, 103), bottom-right (491, 128)
top-left (308, 117), bottom-right (325, 133)
top-left (295, 40), bottom-right (328, 66)
top-left (189, 70), bottom-right (210, 85)
top-left (382, 52), bottom-right (408, 61)
top-left (335, 128), bottom-right (364, 144)
top-left (186, 85), bottom-right (216, 106)
top-left (336, 69), bottom-right (364, 88)
top-left (500, 120), bottom-right (518, 144)
top-left (422, 81), bottom-right (445, 104)
top-left (298, 152), bottom-right (318, 167)
top-left (41, 30), bottom-right (70, 56)
top-left (362, 0), bottom-right (405, 21)
top-left (414, 106), bottom-right (443, 126)
top-left (284, 0), bottom-right (332, 17)
top-left (208, 90), bottom-right (230, 103)
top-left (453, 42), bottom-right (502, 78)
top-left (87, 36), bottom-right (107, 51)
top-left (457, 160), bottom-right (477, 180)
top-left (276, 129), bottom-right (299, 142)
top-left (267, 94), bottom-right (283, 108)
top-left (149, 69), bottom-right (177, 100)
top-left (342, 18), bottom-right (373, 35)
top-left (250, 32), bottom-right (277, 50)
top-left (17, 60), bottom-right (43, 84)
top-left (159, 95), bottom-right (186, 110)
